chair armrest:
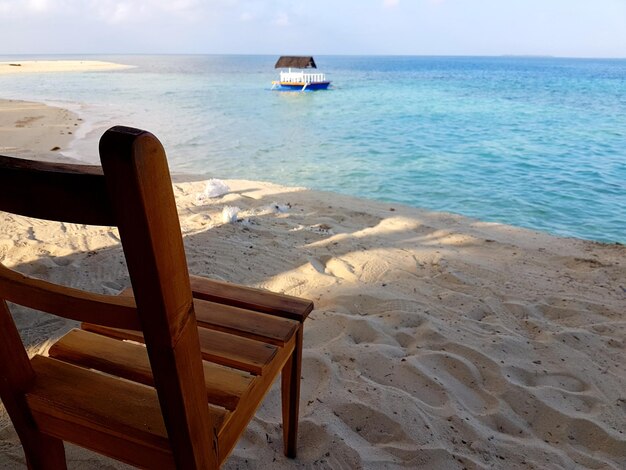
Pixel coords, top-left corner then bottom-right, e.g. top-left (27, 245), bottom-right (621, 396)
top-left (189, 275), bottom-right (313, 322)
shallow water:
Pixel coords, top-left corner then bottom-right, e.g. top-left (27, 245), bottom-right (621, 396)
top-left (1, 54), bottom-right (625, 243)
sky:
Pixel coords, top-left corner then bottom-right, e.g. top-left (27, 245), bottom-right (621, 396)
top-left (1, 0), bottom-right (625, 58)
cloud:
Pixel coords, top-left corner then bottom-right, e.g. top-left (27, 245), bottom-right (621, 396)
top-left (27, 0), bottom-right (53, 13)
top-left (0, 0), bottom-right (206, 21)
top-left (77, 0), bottom-right (209, 24)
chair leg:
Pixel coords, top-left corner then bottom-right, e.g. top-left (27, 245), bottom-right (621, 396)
top-left (281, 324), bottom-right (303, 458)
top-left (24, 433), bottom-right (66, 470)
top-left (0, 301), bottom-right (67, 469)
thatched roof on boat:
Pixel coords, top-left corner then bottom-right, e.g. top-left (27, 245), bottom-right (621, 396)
top-left (274, 56), bottom-right (317, 69)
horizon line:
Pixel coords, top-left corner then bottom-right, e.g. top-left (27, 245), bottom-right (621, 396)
top-left (1, 52), bottom-right (626, 61)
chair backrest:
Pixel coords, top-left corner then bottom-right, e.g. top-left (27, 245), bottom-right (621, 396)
top-left (0, 126), bottom-right (218, 468)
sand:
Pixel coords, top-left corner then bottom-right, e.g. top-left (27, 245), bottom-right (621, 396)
top-left (0, 60), bottom-right (134, 75)
top-left (0, 99), bottom-right (84, 159)
top-left (0, 98), bottom-right (625, 469)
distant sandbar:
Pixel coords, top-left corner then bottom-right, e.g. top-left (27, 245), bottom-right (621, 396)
top-left (0, 60), bottom-right (134, 75)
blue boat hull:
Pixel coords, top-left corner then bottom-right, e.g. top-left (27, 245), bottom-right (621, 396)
top-left (273, 81), bottom-right (331, 91)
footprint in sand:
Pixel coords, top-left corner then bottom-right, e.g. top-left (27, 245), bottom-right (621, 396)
top-left (360, 357), bottom-right (448, 408)
top-left (394, 321), bottom-right (448, 350)
top-left (501, 384), bottom-right (625, 459)
top-left (358, 258), bottom-right (392, 283)
top-left (504, 366), bottom-right (601, 416)
top-left (410, 352), bottom-right (499, 415)
top-left (346, 317), bottom-right (390, 344)
top-left (505, 365), bottom-right (588, 392)
top-left (334, 402), bottom-right (411, 445)
top-left (14, 115), bottom-right (43, 128)
top-left (308, 255), bottom-right (357, 280)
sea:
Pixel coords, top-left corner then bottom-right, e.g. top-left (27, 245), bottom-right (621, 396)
top-left (1, 55), bottom-right (625, 244)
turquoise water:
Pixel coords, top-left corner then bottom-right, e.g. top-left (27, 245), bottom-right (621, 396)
top-left (1, 55), bottom-right (625, 243)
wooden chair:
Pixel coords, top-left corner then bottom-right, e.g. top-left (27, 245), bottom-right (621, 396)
top-left (0, 126), bottom-right (312, 468)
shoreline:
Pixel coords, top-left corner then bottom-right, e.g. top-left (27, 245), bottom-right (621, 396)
top-left (0, 98), bottom-right (625, 468)
top-left (0, 60), bottom-right (134, 75)
top-left (2, 55), bottom-right (624, 246)
top-left (0, 98), bottom-right (83, 162)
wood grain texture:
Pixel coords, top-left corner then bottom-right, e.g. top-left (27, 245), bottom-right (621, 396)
top-left (0, 264), bottom-right (140, 330)
top-left (81, 322), bottom-right (278, 375)
top-left (100, 126), bottom-right (218, 468)
top-left (117, 287), bottom-right (299, 346)
top-left (0, 301), bottom-right (67, 469)
top-left (27, 355), bottom-right (174, 468)
top-left (49, 328), bottom-right (254, 411)
top-left (194, 298), bottom-right (299, 346)
top-left (190, 275), bottom-right (314, 322)
top-left (217, 334), bottom-right (296, 463)
top-left (0, 154), bottom-right (114, 225)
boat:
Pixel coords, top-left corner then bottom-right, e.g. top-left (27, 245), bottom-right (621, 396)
top-left (271, 56), bottom-right (331, 91)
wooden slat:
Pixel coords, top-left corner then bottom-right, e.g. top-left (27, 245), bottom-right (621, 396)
top-left (189, 275), bottom-right (314, 322)
top-left (27, 356), bottom-right (229, 468)
top-left (82, 322), bottom-right (278, 376)
top-left (49, 329), bottom-right (254, 411)
top-left (0, 264), bottom-right (140, 330)
top-left (31, 410), bottom-right (174, 469)
top-left (217, 334), bottom-right (296, 463)
top-left (194, 326), bottom-right (277, 376)
top-left (194, 299), bottom-right (298, 346)
top-left (0, 155), bottom-right (115, 226)
top-left (27, 355), bottom-right (221, 468)
top-left (118, 288), bottom-right (300, 346)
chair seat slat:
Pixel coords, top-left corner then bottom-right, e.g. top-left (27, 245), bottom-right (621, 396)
top-left (119, 287), bottom-right (299, 346)
top-left (190, 275), bottom-right (314, 322)
top-left (81, 322), bottom-right (278, 375)
top-left (26, 356), bottom-right (226, 468)
top-left (49, 328), bottom-right (253, 411)
top-left (194, 298), bottom-right (299, 347)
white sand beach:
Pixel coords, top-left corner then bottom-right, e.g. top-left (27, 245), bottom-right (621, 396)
top-left (0, 60), bottom-right (134, 75)
top-left (0, 99), bottom-right (625, 469)
top-left (0, 99), bottom-right (82, 160)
